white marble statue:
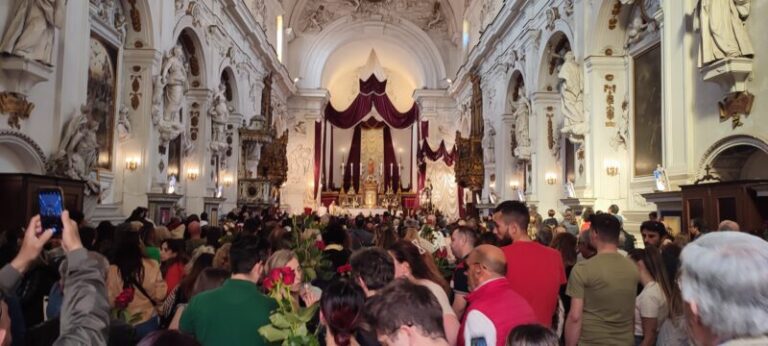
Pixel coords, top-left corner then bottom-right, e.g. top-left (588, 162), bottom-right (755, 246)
top-left (209, 83), bottom-right (232, 153)
top-left (626, 16), bottom-right (650, 47)
top-left (558, 51), bottom-right (588, 143)
top-left (483, 119), bottom-right (496, 164)
top-left (426, 2), bottom-right (444, 30)
top-left (513, 86), bottom-right (532, 161)
top-left (611, 94), bottom-right (630, 150)
top-left (116, 104), bottom-right (131, 141)
top-left (0, 0), bottom-right (67, 65)
top-left (697, 0), bottom-right (754, 67)
top-left (272, 101), bottom-right (289, 136)
top-left (48, 105), bottom-right (101, 194)
top-left (153, 46), bottom-right (191, 151)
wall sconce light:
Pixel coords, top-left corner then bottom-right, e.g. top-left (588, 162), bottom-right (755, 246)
top-left (125, 157), bottom-right (140, 171)
top-left (510, 180), bottom-right (520, 189)
top-left (605, 159), bottom-right (620, 176)
top-left (545, 173), bottom-right (557, 185)
top-left (187, 167), bottom-right (199, 181)
top-left (223, 175), bottom-right (234, 187)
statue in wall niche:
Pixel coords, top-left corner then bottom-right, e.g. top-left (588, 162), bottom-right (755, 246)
top-left (697, 0), bottom-right (754, 67)
top-left (47, 105), bottom-right (101, 195)
top-left (209, 83), bottom-right (232, 153)
top-left (482, 119), bottom-right (495, 164)
top-left (611, 95), bottom-right (630, 150)
top-left (557, 51), bottom-right (588, 144)
top-left (0, 0), bottom-right (67, 65)
top-left (153, 46), bottom-right (190, 150)
top-left (513, 86), bottom-right (532, 161)
top-left (116, 104), bottom-right (131, 141)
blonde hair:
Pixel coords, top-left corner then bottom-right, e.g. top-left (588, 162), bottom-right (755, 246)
top-left (264, 249), bottom-right (298, 274)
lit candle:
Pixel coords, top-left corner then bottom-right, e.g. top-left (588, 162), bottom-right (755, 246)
top-left (390, 163), bottom-right (393, 176)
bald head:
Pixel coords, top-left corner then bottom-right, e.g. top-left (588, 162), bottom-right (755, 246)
top-left (718, 220), bottom-right (740, 232)
top-left (470, 245), bottom-right (507, 277)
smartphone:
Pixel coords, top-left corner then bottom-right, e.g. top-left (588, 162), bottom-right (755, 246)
top-left (38, 188), bottom-right (64, 234)
top-left (470, 337), bottom-right (488, 346)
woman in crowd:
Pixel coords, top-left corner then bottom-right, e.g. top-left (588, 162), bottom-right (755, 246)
top-left (629, 246), bottom-right (683, 346)
top-left (506, 324), bottom-right (559, 346)
top-left (551, 232), bottom-right (577, 319)
top-left (388, 240), bottom-right (459, 345)
top-left (167, 268), bottom-right (230, 330)
top-left (159, 253), bottom-right (214, 329)
top-left (374, 224), bottom-right (398, 249)
top-left (107, 225), bottom-right (168, 339)
top-left (213, 243), bottom-right (231, 270)
top-left (264, 250), bottom-right (321, 308)
top-left (160, 239), bottom-right (187, 294)
top-left (320, 280), bottom-right (366, 346)
top-left (322, 223), bottom-right (352, 273)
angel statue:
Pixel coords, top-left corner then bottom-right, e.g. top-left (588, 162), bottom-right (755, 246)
top-left (0, 0), bottom-right (67, 65)
top-left (557, 51), bottom-right (588, 143)
top-left (47, 105), bottom-right (101, 195)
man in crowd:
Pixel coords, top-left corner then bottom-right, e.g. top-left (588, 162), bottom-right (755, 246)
top-left (717, 220), bottom-right (740, 232)
top-left (459, 245), bottom-right (535, 346)
top-left (180, 235), bottom-right (276, 345)
top-left (349, 215), bottom-right (374, 250)
top-left (364, 280), bottom-right (450, 346)
top-left (640, 220), bottom-right (669, 248)
top-left (608, 204), bottom-right (623, 226)
top-left (542, 209), bottom-right (559, 231)
top-left (561, 209), bottom-right (580, 236)
top-left (689, 218), bottom-right (706, 241)
top-left (350, 248), bottom-right (394, 297)
top-left (185, 221), bottom-right (205, 254)
top-left (648, 211), bottom-right (659, 222)
top-left (494, 201), bottom-right (565, 328)
top-left (680, 232), bottom-right (768, 345)
top-left (449, 226), bottom-right (477, 316)
top-left (565, 214), bottom-right (639, 346)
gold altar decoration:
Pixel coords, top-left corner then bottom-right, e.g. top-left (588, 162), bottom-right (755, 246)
top-left (0, 92), bottom-right (34, 129)
top-left (258, 132), bottom-right (288, 187)
top-left (454, 73), bottom-right (485, 192)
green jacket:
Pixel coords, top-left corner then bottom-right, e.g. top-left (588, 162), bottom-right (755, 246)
top-left (180, 279), bottom-right (277, 346)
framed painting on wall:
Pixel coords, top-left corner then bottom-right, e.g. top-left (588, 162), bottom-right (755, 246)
top-left (633, 44), bottom-right (663, 177)
top-left (87, 34), bottom-right (118, 170)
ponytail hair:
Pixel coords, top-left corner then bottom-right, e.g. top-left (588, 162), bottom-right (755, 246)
top-left (321, 280), bottom-right (365, 346)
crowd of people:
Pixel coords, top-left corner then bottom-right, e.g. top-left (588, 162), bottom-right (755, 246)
top-left (0, 202), bottom-right (766, 346)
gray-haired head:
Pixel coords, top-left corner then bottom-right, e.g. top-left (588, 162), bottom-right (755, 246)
top-left (680, 232), bottom-right (768, 340)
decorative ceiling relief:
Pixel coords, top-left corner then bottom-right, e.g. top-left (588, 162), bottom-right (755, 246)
top-left (297, 0), bottom-right (450, 35)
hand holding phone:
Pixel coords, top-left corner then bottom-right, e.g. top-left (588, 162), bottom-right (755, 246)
top-left (10, 215), bottom-right (55, 273)
top-left (38, 188), bottom-right (64, 234)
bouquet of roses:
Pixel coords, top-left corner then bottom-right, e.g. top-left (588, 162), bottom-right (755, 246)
top-left (259, 267), bottom-right (320, 346)
top-left (336, 263), bottom-right (353, 278)
top-left (433, 247), bottom-right (455, 282)
top-left (291, 225), bottom-right (332, 282)
top-left (110, 287), bottom-right (144, 324)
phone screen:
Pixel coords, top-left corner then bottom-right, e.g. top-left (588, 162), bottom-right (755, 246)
top-left (39, 189), bottom-right (64, 234)
top-left (470, 337), bottom-right (488, 346)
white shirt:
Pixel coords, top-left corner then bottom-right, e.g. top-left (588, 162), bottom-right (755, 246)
top-left (634, 281), bottom-right (668, 336)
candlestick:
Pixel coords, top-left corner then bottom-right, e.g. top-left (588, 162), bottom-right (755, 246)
top-left (390, 163), bottom-right (393, 176)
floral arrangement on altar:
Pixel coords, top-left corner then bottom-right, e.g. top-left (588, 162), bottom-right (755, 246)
top-left (259, 267), bottom-right (320, 345)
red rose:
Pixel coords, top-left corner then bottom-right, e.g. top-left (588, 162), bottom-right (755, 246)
top-left (115, 287), bottom-right (134, 309)
top-left (268, 268), bottom-right (283, 283)
top-left (337, 263), bottom-right (352, 274)
top-left (314, 240), bottom-right (326, 251)
top-left (263, 277), bottom-right (275, 292)
top-left (435, 248), bottom-right (447, 259)
top-left (282, 267), bottom-right (296, 286)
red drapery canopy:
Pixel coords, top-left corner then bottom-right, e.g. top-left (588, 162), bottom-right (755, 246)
top-left (324, 75), bottom-right (419, 129)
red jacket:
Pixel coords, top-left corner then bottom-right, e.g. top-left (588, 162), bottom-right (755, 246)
top-left (458, 278), bottom-right (537, 346)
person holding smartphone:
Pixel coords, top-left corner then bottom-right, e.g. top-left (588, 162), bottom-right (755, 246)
top-left (0, 211), bottom-right (110, 345)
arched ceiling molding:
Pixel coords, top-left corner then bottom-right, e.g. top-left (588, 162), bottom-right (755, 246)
top-left (698, 135), bottom-right (768, 178)
top-left (287, 0), bottom-right (459, 38)
top-left (585, 0), bottom-right (634, 57)
top-left (172, 22), bottom-right (209, 89)
top-left (121, 0), bottom-right (156, 49)
top-left (535, 26), bottom-right (575, 92)
top-left (298, 18), bottom-right (447, 89)
top-left (0, 130), bottom-right (46, 174)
